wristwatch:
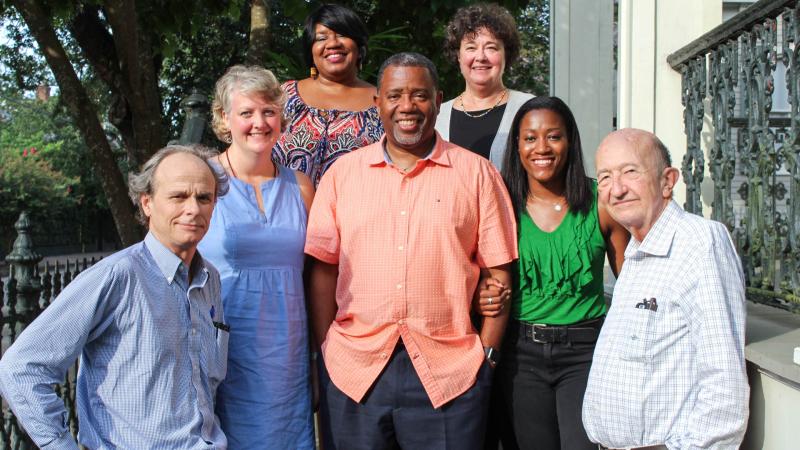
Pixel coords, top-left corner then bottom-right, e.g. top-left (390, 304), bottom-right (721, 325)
top-left (484, 346), bottom-right (500, 368)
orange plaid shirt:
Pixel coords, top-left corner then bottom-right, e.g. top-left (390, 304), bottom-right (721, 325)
top-left (305, 134), bottom-right (517, 408)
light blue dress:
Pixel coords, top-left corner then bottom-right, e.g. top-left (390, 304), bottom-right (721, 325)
top-left (198, 164), bottom-right (313, 449)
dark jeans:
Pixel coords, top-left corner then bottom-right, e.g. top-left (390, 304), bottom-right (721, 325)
top-left (319, 343), bottom-right (493, 450)
top-left (497, 322), bottom-right (598, 450)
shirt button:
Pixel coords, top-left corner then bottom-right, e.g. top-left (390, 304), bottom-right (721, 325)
top-left (380, 353), bottom-right (388, 359)
top-left (398, 245), bottom-right (404, 251)
top-left (396, 284), bottom-right (403, 289)
top-left (398, 319), bottom-right (405, 325)
top-left (192, 329), bottom-right (196, 335)
top-left (413, 353), bottom-right (419, 359)
top-left (400, 211), bottom-right (406, 216)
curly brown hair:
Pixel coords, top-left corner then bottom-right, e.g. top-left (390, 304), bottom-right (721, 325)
top-left (443, 3), bottom-right (521, 68)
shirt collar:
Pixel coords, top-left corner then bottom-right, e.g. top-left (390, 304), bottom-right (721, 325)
top-left (367, 132), bottom-right (452, 168)
top-left (144, 232), bottom-right (208, 285)
top-left (624, 199), bottom-right (681, 258)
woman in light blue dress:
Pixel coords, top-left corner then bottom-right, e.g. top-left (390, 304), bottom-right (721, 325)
top-left (198, 65), bottom-right (315, 449)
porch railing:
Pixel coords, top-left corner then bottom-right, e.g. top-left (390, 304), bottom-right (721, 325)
top-left (669, 0), bottom-right (800, 313)
top-left (1, 212), bottom-right (98, 448)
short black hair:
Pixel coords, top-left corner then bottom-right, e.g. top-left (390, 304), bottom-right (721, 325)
top-left (376, 52), bottom-right (439, 91)
top-left (501, 96), bottom-right (593, 218)
top-left (302, 4), bottom-right (369, 69)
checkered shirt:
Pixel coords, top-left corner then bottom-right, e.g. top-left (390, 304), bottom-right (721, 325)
top-left (583, 201), bottom-right (748, 449)
top-left (0, 233), bottom-right (228, 449)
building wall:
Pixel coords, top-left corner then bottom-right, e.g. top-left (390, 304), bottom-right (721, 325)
top-left (616, 0), bottom-right (721, 211)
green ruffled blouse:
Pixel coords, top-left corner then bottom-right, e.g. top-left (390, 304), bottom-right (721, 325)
top-left (513, 183), bottom-right (607, 325)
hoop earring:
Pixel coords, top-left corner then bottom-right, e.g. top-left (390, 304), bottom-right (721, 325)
top-left (310, 67), bottom-right (318, 79)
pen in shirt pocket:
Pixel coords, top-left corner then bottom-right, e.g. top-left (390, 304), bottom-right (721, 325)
top-left (634, 297), bottom-right (658, 312)
top-left (210, 305), bottom-right (230, 336)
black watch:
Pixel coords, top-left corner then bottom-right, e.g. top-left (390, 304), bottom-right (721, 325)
top-left (483, 346), bottom-right (500, 368)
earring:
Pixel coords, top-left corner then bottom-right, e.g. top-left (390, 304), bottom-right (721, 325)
top-left (310, 67), bottom-right (318, 79)
top-left (224, 132), bottom-right (232, 144)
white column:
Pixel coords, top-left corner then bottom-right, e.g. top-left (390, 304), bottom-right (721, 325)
top-left (549, 0), bottom-right (614, 177)
top-left (616, 0), bottom-right (721, 210)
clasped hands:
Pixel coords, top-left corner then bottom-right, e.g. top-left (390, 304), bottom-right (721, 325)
top-left (474, 277), bottom-right (510, 317)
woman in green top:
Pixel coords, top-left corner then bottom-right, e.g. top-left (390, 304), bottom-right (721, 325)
top-left (496, 96), bottom-right (629, 449)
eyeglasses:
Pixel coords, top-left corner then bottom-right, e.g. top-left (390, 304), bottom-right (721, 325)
top-left (596, 167), bottom-right (648, 188)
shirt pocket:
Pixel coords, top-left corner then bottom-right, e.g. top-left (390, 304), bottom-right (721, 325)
top-left (210, 327), bottom-right (229, 385)
top-left (620, 308), bottom-right (657, 362)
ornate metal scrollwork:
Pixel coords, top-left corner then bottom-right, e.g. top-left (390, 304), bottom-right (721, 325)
top-left (709, 41), bottom-right (738, 230)
top-left (741, 20), bottom-right (778, 290)
top-left (782, 4), bottom-right (800, 297)
top-left (681, 56), bottom-right (707, 215)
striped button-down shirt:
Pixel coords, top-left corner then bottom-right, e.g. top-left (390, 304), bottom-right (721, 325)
top-left (305, 134), bottom-right (518, 408)
top-left (0, 233), bottom-right (228, 449)
top-left (583, 201), bottom-right (748, 449)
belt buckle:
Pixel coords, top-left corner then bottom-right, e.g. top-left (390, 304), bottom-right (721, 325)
top-left (532, 324), bottom-right (548, 343)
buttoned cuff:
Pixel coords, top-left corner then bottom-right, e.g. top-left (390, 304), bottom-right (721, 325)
top-left (39, 431), bottom-right (79, 450)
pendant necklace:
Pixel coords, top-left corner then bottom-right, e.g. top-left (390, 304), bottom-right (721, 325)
top-left (222, 150), bottom-right (276, 180)
top-left (458, 89), bottom-right (507, 119)
top-left (528, 193), bottom-right (565, 212)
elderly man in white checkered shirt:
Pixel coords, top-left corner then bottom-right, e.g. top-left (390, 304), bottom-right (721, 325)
top-left (582, 128), bottom-right (748, 450)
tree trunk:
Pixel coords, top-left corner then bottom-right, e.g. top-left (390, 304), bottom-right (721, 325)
top-left (103, 0), bottom-right (165, 167)
top-left (246, 0), bottom-right (270, 65)
top-left (12, 0), bottom-right (143, 247)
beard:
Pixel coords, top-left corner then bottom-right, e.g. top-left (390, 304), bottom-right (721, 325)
top-left (390, 114), bottom-right (431, 147)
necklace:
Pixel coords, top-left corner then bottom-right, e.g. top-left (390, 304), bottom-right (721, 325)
top-left (528, 193), bottom-right (566, 212)
top-left (222, 151), bottom-right (275, 180)
top-left (458, 89), bottom-right (507, 119)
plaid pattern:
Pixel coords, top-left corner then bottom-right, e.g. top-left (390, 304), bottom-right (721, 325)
top-left (0, 234), bottom-right (227, 449)
top-left (583, 201), bottom-right (748, 449)
top-left (305, 134), bottom-right (517, 408)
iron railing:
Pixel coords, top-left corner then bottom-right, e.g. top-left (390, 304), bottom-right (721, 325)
top-left (669, 0), bottom-right (800, 313)
top-left (1, 212), bottom-right (99, 448)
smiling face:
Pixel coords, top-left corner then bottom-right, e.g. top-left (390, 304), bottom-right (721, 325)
top-left (517, 108), bottom-right (569, 189)
top-left (376, 65), bottom-right (442, 154)
top-left (224, 91), bottom-right (282, 156)
top-left (595, 130), bottom-right (678, 241)
top-left (311, 23), bottom-right (359, 80)
top-left (141, 152), bottom-right (217, 265)
top-left (458, 28), bottom-right (506, 90)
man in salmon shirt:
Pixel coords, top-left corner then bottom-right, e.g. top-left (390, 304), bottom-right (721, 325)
top-left (305, 52), bottom-right (518, 450)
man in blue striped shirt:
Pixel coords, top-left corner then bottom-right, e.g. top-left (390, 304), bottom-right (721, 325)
top-left (0, 145), bottom-right (230, 449)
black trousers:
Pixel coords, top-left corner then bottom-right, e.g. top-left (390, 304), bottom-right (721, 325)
top-left (319, 343), bottom-right (493, 450)
top-left (497, 322), bottom-right (598, 450)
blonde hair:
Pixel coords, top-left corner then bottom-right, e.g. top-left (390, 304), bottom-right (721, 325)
top-left (211, 65), bottom-right (287, 143)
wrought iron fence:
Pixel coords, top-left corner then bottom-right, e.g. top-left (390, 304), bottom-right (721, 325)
top-left (669, 0), bottom-right (800, 313)
top-left (1, 212), bottom-right (99, 448)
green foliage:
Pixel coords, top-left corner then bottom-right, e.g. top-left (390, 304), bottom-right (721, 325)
top-left (0, 90), bottom-right (111, 253)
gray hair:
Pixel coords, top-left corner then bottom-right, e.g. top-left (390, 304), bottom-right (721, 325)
top-left (376, 52), bottom-right (440, 91)
top-left (211, 65), bottom-right (287, 143)
top-left (128, 145), bottom-right (229, 225)
top-left (651, 134), bottom-right (672, 172)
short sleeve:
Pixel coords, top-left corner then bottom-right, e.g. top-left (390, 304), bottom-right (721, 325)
top-left (304, 167), bottom-right (341, 264)
top-left (475, 162), bottom-right (518, 268)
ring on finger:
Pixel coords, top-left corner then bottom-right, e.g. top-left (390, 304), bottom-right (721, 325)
top-left (488, 297), bottom-right (494, 305)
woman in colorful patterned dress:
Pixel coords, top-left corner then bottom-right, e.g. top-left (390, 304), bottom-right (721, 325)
top-left (273, 4), bottom-right (383, 186)
top-left (199, 65), bottom-right (315, 449)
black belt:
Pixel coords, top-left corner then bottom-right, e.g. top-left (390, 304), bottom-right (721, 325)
top-left (518, 317), bottom-right (604, 344)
